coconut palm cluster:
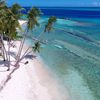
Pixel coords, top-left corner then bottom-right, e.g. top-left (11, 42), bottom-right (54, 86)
top-left (0, 0), bottom-right (57, 71)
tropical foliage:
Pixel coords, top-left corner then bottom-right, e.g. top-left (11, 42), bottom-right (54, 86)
top-left (0, 0), bottom-right (57, 91)
top-left (0, 1), bottom-right (22, 70)
top-left (10, 3), bottom-right (22, 20)
top-left (0, 1), bottom-right (57, 71)
top-left (32, 42), bottom-right (41, 52)
top-left (27, 7), bottom-right (41, 30)
top-left (44, 16), bottom-right (57, 32)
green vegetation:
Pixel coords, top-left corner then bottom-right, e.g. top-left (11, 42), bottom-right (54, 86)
top-left (0, 1), bottom-right (57, 71)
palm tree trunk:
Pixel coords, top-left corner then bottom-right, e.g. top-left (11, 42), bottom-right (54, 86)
top-left (37, 31), bottom-right (44, 39)
top-left (14, 38), bottom-right (25, 67)
top-left (15, 29), bottom-right (28, 67)
top-left (7, 38), bottom-right (11, 71)
top-left (16, 28), bottom-right (28, 59)
top-left (20, 47), bottom-right (32, 60)
top-left (15, 48), bottom-right (32, 67)
top-left (0, 35), bottom-right (8, 61)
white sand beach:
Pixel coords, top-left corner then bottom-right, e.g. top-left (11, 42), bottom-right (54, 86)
top-left (0, 20), bottom-right (69, 100)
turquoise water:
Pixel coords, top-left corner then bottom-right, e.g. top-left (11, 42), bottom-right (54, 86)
top-left (26, 18), bottom-right (100, 100)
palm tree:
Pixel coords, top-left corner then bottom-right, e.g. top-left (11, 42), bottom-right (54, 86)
top-left (21, 16), bottom-right (57, 58)
top-left (27, 7), bottom-right (41, 30)
top-left (10, 3), bottom-right (23, 20)
top-left (17, 41), bottom-right (41, 64)
top-left (37, 16), bottom-right (57, 39)
top-left (32, 42), bottom-right (41, 53)
top-left (0, 3), bottom-right (57, 70)
top-left (14, 7), bottom-right (42, 67)
top-left (0, 3), bottom-right (58, 90)
top-left (0, 4), bottom-right (22, 71)
top-left (0, 1), bottom-right (9, 61)
top-left (0, 4), bottom-right (20, 68)
top-left (44, 16), bottom-right (57, 32)
top-left (21, 16), bottom-right (57, 60)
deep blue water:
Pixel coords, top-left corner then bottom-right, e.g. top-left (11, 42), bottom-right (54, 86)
top-left (23, 7), bottom-right (100, 100)
top-left (22, 7), bottom-right (100, 18)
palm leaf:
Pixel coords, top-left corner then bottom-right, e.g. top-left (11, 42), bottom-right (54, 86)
top-left (32, 42), bottom-right (41, 53)
top-left (44, 16), bottom-right (57, 32)
top-left (27, 7), bottom-right (42, 31)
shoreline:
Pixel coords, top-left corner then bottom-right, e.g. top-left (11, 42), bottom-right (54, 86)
top-left (0, 39), bottom-right (69, 99)
top-left (22, 41), bottom-right (70, 100)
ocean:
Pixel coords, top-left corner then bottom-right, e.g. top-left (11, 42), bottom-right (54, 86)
top-left (22, 7), bottom-right (100, 18)
top-left (23, 7), bottom-right (100, 100)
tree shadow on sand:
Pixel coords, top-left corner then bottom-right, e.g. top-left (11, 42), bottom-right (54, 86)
top-left (0, 54), bottom-right (37, 92)
top-left (24, 54), bottom-right (37, 60)
top-left (0, 60), bottom-right (9, 72)
top-left (8, 51), bottom-right (16, 58)
top-left (0, 51), bottom-right (16, 72)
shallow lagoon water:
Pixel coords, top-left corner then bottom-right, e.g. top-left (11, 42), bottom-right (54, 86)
top-left (26, 18), bottom-right (100, 100)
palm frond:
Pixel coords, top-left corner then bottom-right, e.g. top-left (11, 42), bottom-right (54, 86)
top-left (27, 7), bottom-right (42, 31)
top-left (44, 16), bottom-right (57, 32)
top-left (32, 42), bottom-right (41, 53)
